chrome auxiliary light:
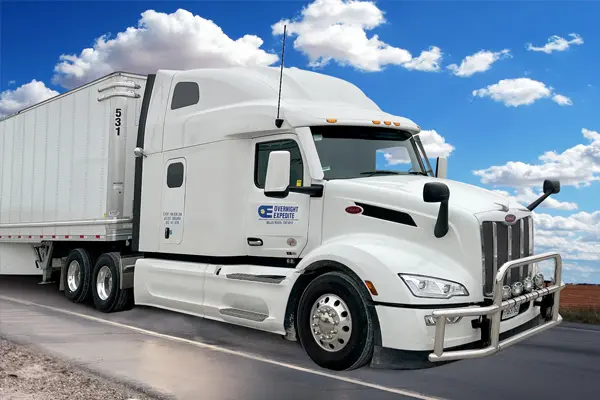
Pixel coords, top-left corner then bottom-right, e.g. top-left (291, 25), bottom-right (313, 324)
top-left (511, 281), bottom-right (524, 297)
top-left (502, 285), bottom-right (512, 300)
top-left (533, 273), bottom-right (544, 289)
top-left (523, 276), bottom-right (533, 293)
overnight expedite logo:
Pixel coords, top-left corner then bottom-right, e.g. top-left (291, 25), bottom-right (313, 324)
top-left (258, 205), bottom-right (299, 225)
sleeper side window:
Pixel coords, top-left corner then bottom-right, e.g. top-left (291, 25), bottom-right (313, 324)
top-left (171, 82), bottom-right (199, 110)
top-left (167, 162), bottom-right (184, 188)
top-left (254, 139), bottom-right (304, 189)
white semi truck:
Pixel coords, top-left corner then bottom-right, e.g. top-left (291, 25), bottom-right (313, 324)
top-left (0, 67), bottom-right (565, 371)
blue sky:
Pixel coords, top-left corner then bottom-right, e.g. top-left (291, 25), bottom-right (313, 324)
top-left (1, 0), bottom-right (599, 283)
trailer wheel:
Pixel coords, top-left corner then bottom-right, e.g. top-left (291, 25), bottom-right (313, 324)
top-left (91, 252), bottom-right (133, 313)
top-left (296, 271), bottom-right (374, 371)
top-left (63, 248), bottom-right (93, 303)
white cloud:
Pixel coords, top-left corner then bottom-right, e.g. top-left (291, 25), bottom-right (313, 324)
top-left (0, 80), bottom-right (59, 118)
top-left (7, 80), bottom-right (16, 86)
top-left (492, 187), bottom-right (578, 211)
top-left (552, 94), bottom-right (573, 106)
top-left (473, 128), bottom-right (600, 188)
top-left (533, 211), bottom-right (600, 263)
top-left (403, 46), bottom-right (443, 72)
top-left (52, 8), bottom-right (279, 89)
top-left (272, 0), bottom-right (442, 72)
top-left (447, 49), bottom-right (511, 77)
top-left (384, 129), bottom-right (454, 164)
top-left (527, 33), bottom-right (584, 54)
top-left (472, 77), bottom-right (571, 107)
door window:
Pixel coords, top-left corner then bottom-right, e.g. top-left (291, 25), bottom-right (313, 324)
top-left (254, 139), bottom-right (304, 188)
top-left (166, 162), bottom-right (185, 188)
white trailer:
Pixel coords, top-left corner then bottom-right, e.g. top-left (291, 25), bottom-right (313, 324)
top-left (0, 66), bottom-right (565, 371)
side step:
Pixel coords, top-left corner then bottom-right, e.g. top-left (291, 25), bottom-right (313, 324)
top-left (219, 308), bottom-right (268, 322)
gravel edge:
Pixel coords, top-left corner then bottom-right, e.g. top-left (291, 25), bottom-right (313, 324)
top-left (0, 337), bottom-right (173, 400)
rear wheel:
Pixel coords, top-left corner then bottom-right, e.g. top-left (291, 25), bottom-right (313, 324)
top-left (296, 271), bottom-right (374, 371)
top-left (91, 252), bottom-right (133, 313)
top-left (63, 248), bottom-right (93, 303)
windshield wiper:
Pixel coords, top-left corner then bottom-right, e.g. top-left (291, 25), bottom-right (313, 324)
top-left (408, 171), bottom-right (428, 176)
top-left (359, 170), bottom-right (401, 177)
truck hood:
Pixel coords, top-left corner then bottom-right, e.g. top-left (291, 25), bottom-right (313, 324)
top-left (337, 175), bottom-right (526, 215)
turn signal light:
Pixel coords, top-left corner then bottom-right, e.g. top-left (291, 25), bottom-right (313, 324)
top-left (364, 280), bottom-right (378, 296)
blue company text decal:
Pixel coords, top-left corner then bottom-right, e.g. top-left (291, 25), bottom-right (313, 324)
top-left (258, 205), bottom-right (299, 225)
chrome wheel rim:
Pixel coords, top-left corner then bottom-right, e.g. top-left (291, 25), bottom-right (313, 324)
top-left (96, 265), bottom-right (113, 301)
top-left (66, 261), bottom-right (81, 292)
top-left (310, 294), bottom-right (352, 352)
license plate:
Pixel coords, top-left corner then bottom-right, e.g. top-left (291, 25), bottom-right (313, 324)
top-left (502, 303), bottom-right (520, 320)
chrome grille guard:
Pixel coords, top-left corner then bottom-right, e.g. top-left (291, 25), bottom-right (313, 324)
top-left (428, 252), bottom-right (564, 362)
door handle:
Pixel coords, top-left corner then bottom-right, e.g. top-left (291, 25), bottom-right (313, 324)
top-left (247, 237), bottom-right (263, 246)
top-left (165, 227), bottom-right (171, 239)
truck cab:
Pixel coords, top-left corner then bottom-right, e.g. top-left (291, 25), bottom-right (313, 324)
top-left (130, 66), bottom-right (564, 371)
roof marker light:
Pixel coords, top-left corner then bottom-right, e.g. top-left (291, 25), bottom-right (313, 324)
top-left (384, 121), bottom-right (391, 125)
top-left (393, 122), bottom-right (400, 126)
top-left (372, 120), bottom-right (381, 125)
top-left (326, 118), bottom-right (337, 123)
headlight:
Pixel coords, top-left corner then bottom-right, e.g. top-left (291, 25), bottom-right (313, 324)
top-left (399, 274), bottom-right (469, 299)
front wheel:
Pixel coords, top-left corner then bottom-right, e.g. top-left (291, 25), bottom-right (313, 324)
top-left (296, 271), bottom-right (374, 371)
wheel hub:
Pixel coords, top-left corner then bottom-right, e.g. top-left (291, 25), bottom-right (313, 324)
top-left (96, 265), bottom-right (113, 301)
top-left (310, 294), bottom-right (352, 352)
top-left (66, 261), bottom-right (81, 292)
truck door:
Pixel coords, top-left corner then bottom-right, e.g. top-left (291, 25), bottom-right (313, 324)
top-left (246, 136), bottom-right (311, 259)
top-left (161, 157), bottom-right (187, 246)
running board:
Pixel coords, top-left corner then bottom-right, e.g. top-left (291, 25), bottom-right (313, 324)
top-left (219, 308), bottom-right (268, 322)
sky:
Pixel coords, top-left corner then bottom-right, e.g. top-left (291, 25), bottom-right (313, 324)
top-left (1, 0), bottom-right (599, 283)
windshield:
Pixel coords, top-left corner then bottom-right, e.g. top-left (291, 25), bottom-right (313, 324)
top-left (310, 125), bottom-right (429, 180)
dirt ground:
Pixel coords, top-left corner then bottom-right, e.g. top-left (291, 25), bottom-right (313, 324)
top-left (0, 338), bottom-right (160, 400)
top-left (561, 284), bottom-right (600, 308)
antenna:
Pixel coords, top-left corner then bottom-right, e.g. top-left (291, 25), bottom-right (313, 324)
top-left (275, 24), bottom-right (287, 128)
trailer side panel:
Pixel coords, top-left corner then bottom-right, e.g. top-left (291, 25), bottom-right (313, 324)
top-left (0, 72), bottom-right (147, 247)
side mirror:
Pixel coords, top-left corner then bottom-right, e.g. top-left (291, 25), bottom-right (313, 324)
top-left (423, 182), bottom-right (450, 238)
top-left (435, 157), bottom-right (447, 179)
top-left (264, 151), bottom-right (291, 198)
top-left (543, 179), bottom-right (560, 194)
top-left (527, 179), bottom-right (561, 211)
top-left (423, 182), bottom-right (450, 203)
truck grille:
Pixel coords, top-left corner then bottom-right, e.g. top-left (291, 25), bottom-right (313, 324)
top-left (481, 216), bottom-right (533, 297)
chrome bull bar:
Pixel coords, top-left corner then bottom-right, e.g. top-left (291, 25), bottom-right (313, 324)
top-left (428, 252), bottom-right (564, 362)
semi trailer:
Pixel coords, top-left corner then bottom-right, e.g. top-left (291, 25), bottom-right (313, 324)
top-left (0, 66), bottom-right (565, 371)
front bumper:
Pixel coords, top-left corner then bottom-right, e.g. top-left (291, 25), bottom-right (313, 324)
top-left (428, 251), bottom-right (564, 362)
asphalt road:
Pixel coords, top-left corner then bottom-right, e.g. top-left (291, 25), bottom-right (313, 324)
top-left (1, 276), bottom-right (599, 400)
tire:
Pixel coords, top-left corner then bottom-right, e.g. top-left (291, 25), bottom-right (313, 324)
top-left (91, 252), bottom-right (133, 313)
top-left (63, 248), bottom-right (93, 303)
top-left (296, 271), bottom-right (374, 371)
